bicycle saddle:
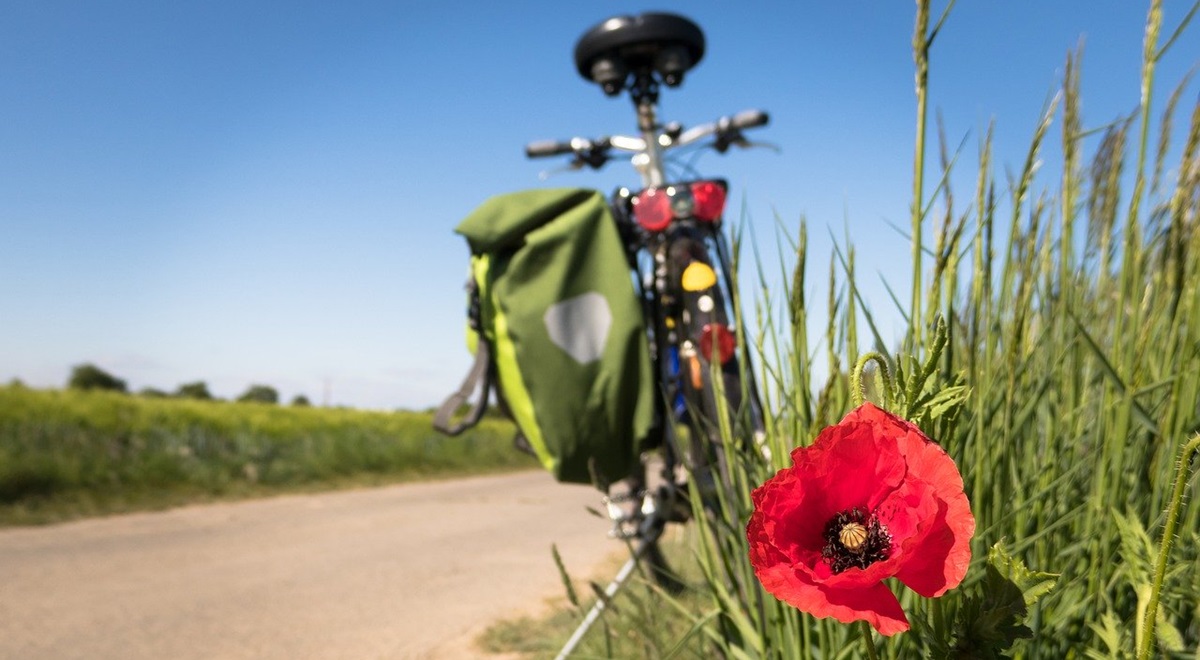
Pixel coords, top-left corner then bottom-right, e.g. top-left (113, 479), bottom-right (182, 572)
top-left (574, 12), bottom-right (705, 95)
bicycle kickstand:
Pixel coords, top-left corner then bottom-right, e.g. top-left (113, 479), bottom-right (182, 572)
top-left (554, 539), bottom-right (649, 660)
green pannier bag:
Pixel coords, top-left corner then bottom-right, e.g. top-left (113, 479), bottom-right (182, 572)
top-left (433, 188), bottom-right (655, 486)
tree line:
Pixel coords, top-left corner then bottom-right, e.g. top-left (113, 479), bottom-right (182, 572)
top-left (65, 363), bottom-right (312, 406)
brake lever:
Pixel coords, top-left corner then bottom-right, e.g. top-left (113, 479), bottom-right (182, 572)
top-left (579, 150), bottom-right (611, 170)
top-left (537, 160), bottom-right (586, 181)
top-left (713, 131), bottom-right (782, 153)
top-left (713, 129), bottom-right (744, 154)
top-left (737, 139), bottom-right (782, 154)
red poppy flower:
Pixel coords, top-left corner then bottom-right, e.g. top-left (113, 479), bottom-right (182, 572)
top-left (746, 402), bottom-right (974, 636)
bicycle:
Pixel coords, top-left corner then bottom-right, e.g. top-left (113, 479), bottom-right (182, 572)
top-left (525, 12), bottom-right (772, 657)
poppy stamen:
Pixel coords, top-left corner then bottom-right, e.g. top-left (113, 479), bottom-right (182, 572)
top-left (839, 522), bottom-right (868, 551)
top-left (821, 507), bottom-right (892, 573)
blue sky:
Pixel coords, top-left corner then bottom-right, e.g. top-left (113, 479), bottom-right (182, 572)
top-left (2, 2), bottom-right (1198, 410)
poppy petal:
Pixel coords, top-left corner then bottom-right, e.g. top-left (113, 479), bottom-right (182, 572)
top-left (893, 489), bottom-right (974, 597)
top-left (892, 427), bottom-right (974, 596)
top-left (794, 410), bottom-right (908, 515)
top-left (752, 563), bottom-right (910, 636)
top-left (818, 582), bottom-right (911, 636)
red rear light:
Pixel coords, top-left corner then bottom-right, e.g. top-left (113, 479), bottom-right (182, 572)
top-left (691, 181), bottom-right (726, 223)
top-left (698, 323), bottom-right (736, 364)
top-left (634, 181), bottom-right (725, 231)
top-left (634, 188), bottom-right (673, 231)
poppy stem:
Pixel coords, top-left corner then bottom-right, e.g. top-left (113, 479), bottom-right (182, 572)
top-left (859, 621), bottom-right (880, 660)
top-left (851, 352), bottom-right (892, 410)
top-left (1136, 432), bottom-right (1200, 660)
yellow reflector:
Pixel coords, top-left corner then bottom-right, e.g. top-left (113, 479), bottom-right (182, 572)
top-left (682, 262), bottom-right (717, 291)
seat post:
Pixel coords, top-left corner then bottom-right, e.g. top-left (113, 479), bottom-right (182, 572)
top-left (571, 12), bottom-right (706, 187)
top-left (630, 74), bottom-right (666, 188)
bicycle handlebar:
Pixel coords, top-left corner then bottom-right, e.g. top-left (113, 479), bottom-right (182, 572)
top-left (526, 139), bottom-right (591, 160)
top-left (524, 109), bottom-right (769, 162)
top-left (525, 140), bottom-right (575, 158)
top-left (730, 108), bottom-right (768, 129)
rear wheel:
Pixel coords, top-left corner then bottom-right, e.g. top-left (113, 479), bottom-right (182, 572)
top-left (664, 226), bottom-right (762, 508)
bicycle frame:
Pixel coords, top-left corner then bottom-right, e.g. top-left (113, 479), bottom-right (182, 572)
top-left (527, 12), bottom-right (772, 514)
top-left (525, 13), bottom-right (772, 657)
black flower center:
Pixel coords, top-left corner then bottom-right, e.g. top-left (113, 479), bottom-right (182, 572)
top-left (821, 507), bottom-right (892, 574)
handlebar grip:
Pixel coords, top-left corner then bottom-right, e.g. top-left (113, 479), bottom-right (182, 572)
top-left (731, 109), bottom-right (769, 129)
top-left (525, 140), bottom-right (574, 158)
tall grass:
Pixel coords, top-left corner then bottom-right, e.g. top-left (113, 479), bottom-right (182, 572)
top-left (694, 0), bottom-right (1200, 656)
top-left (0, 385), bottom-right (530, 525)
top-left (539, 1), bottom-right (1200, 657)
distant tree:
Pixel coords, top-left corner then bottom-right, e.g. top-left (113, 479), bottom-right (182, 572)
top-left (175, 381), bottom-right (214, 400)
top-left (290, 394), bottom-right (312, 407)
top-left (68, 363), bottom-right (128, 393)
top-left (138, 387), bottom-right (169, 398)
top-left (237, 385), bottom-right (279, 404)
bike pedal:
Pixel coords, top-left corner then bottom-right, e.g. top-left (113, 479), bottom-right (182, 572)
top-left (661, 499), bottom-right (692, 523)
top-left (607, 519), bottom-right (641, 540)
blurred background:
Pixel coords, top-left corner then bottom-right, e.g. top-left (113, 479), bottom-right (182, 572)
top-left (3, 1), bottom-right (1197, 409)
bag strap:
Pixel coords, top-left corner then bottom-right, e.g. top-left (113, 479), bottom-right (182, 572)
top-left (433, 337), bottom-right (492, 435)
top-left (433, 276), bottom-right (491, 436)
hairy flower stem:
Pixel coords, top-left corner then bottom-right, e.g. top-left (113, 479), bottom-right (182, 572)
top-left (859, 620), bottom-right (880, 660)
top-left (851, 352), bottom-right (893, 410)
top-left (1136, 433), bottom-right (1200, 660)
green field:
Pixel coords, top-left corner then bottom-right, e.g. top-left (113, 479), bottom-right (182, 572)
top-left (0, 385), bottom-right (532, 525)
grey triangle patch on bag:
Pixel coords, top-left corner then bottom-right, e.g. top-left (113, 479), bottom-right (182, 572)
top-left (543, 292), bottom-right (612, 364)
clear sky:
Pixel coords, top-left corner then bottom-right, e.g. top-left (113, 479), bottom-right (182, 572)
top-left (2, 2), bottom-right (1198, 410)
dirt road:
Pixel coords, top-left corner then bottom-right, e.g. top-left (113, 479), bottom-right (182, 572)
top-left (0, 472), bottom-right (620, 659)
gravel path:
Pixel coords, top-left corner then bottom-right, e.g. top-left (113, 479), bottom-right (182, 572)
top-left (0, 472), bottom-right (619, 659)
